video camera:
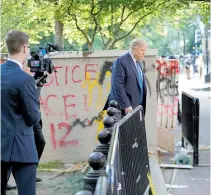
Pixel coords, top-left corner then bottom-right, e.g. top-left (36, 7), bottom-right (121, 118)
top-left (28, 42), bottom-right (62, 87)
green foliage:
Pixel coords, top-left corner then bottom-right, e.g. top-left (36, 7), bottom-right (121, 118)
top-left (1, 0), bottom-right (209, 52)
top-left (1, 0), bottom-right (54, 51)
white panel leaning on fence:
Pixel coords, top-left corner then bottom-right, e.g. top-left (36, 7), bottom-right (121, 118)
top-left (156, 59), bottom-right (180, 129)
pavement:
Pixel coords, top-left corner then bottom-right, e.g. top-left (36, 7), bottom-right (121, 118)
top-left (160, 73), bottom-right (211, 195)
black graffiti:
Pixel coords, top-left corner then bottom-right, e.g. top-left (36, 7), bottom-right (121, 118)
top-left (98, 60), bottom-right (152, 97)
top-left (142, 61), bottom-right (152, 97)
top-left (98, 61), bottom-right (113, 85)
top-left (70, 111), bottom-right (104, 129)
top-left (156, 76), bottom-right (179, 103)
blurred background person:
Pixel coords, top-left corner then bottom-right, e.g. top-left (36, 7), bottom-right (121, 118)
top-left (195, 54), bottom-right (205, 80)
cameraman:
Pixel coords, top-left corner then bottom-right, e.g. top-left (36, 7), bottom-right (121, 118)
top-left (1, 30), bottom-right (41, 195)
top-left (24, 65), bottom-right (46, 168)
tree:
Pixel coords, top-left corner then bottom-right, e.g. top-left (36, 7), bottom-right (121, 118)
top-left (63, 0), bottom-right (177, 50)
top-left (59, 0), bottom-right (210, 50)
top-left (1, 0), bottom-right (55, 51)
top-left (1, 0), bottom-right (209, 52)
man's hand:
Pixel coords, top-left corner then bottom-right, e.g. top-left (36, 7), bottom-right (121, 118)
top-left (23, 66), bottom-right (32, 75)
top-left (23, 66), bottom-right (35, 77)
top-left (125, 106), bottom-right (133, 114)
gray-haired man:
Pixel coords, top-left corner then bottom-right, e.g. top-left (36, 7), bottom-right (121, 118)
top-left (103, 38), bottom-right (147, 116)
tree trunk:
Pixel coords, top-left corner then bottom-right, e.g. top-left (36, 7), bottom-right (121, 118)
top-left (88, 42), bottom-right (93, 51)
top-left (102, 39), bottom-right (112, 50)
top-left (54, 20), bottom-right (64, 49)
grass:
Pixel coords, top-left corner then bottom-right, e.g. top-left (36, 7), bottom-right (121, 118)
top-left (38, 160), bottom-right (65, 169)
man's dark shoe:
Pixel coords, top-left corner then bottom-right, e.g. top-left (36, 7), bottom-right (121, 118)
top-left (36, 177), bottom-right (42, 182)
top-left (6, 184), bottom-right (17, 190)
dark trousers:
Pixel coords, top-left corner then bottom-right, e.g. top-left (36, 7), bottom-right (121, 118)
top-left (121, 110), bottom-right (126, 118)
top-left (6, 120), bottom-right (45, 189)
top-left (34, 120), bottom-right (46, 159)
top-left (35, 88), bottom-right (46, 160)
top-left (1, 161), bottom-right (37, 195)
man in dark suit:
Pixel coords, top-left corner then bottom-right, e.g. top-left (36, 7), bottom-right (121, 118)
top-left (103, 39), bottom-right (147, 116)
top-left (6, 66), bottom-right (46, 190)
top-left (1, 30), bottom-right (41, 195)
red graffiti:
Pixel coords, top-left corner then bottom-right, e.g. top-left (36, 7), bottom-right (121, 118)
top-left (50, 123), bottom-right (57, 149)
top-left (39, 96), bottom-right (49, 116)
top-left (170, 60), bottom-right (180, 73)
top-left (43, 64), bottom-right (97, 87)
top-left (157, 97), bottom-right (179, 117)
top-left (50, 122), bottom-right (79, 149)
top-left (156, 60), bottom-right (179, 77)
top-left (40, 94), bottom-right (78, 120)
top-left (65, 65), bottom-right (68, 85)
top-left (85, 64), bottom-right (97, 80)
top-left (40, 95), bottom-right (62, 117)
top-left (72, 65), bottom-right (82, 83)
top-left (46, 95), bottom-right (62, 116)
top-left (63, 95), bottom-right (76, 120)
top-left (1, 59), bottom-right (7, 64)
top-left (37, 63), bottom-right (103, 150)
top-left (83, 95), bottom-right (89, 112)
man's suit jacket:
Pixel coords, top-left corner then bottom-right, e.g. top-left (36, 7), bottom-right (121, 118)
top-left (1, 60), bottom-right (41, 163)
top-left (103, 52), bottom-right (147, 115)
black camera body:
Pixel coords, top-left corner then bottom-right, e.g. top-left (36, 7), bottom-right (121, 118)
top-left (28, 43), bottom-right (62, 86)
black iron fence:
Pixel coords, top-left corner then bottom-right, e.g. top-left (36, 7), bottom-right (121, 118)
top-left (182, 91), bottom-right (200, 165)
top-left (75, 103), bottom-right (153, 195)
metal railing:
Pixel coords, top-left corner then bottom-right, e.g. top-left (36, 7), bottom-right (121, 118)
top-left (95, 176), bottom-right (108, 195)
top-left (182, 91), bottom-right (200, 165)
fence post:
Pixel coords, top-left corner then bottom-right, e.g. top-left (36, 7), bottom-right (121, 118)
top-left (103, 116), bottom-right (115, 129)
top-left (107, 106), bottom-right (122, 123)
top-left (107, 107), bottom-right (116, 117)
top-left (103, 115), bottom-right (115, 134)
top-left (94, 129), bottom-right (111, 159)
top-left (75, 101), bottom-right (119, 194)
top-left (83, 152), bottom-right (106, 192)
top-left (109, 100), bottom-right (118, 108)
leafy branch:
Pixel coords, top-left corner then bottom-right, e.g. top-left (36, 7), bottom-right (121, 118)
top-left (106, 0), bottom-right (170, 49)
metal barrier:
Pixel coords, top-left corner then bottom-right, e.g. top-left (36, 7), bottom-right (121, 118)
top-left (75, 104), bottom-right (152, 195)
top-left (106, 105), bottom-right (151, 195)
top-left (182, 91), bottom-right (200, 165)
top-left (95, 176), bottom-right (108, 195)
